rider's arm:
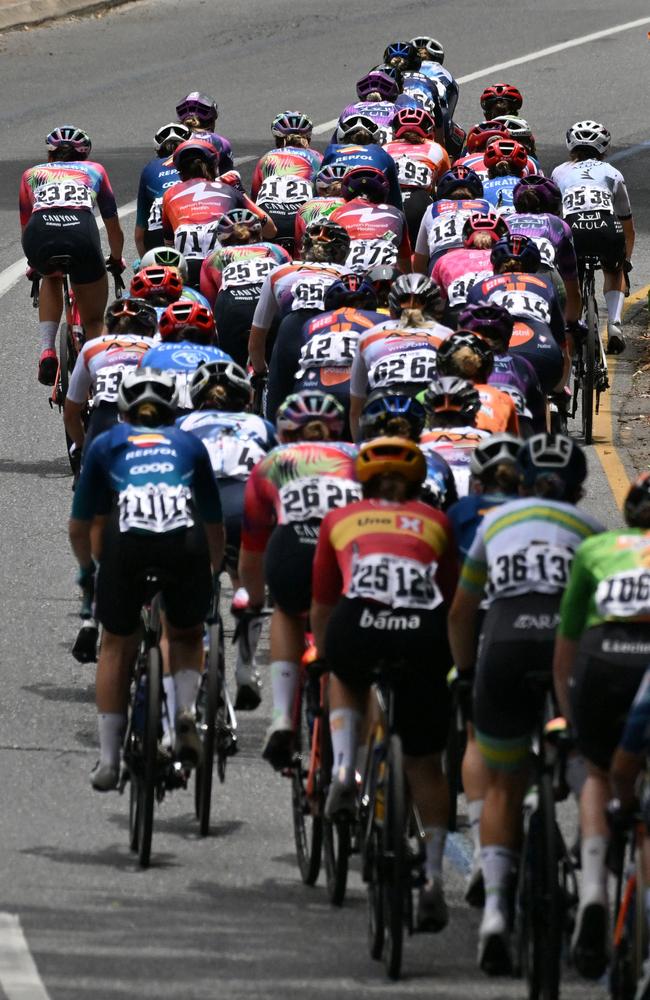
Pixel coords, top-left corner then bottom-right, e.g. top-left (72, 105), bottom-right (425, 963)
top-left (412, 215), bottom-right (431, 274)
top-left (63, 399), bottom-right (86, 449)
top-left (447, 527), bottom-right (487, 671)
top-left (622, 217), bottom-right (635, 263)
top-left (553, 542), bottom-right (593, 716)
top-left (248, 272), bottom-right (279, 373)
top-left (348, 350), bottom-right (370, 440)
top-left (239, 193), bottom-right (277, 241)
top-left (311, 512), bottom-right (343, 656)
top-left (63, 351), bottom-right (93, 446)
top-left (238, 466), bottom-right (274, 606)
top-left (69, 439), bottom-right (112, 566)
top-left (266, 323), bottom-right (301, 423)
top-left (104, 215), bottom-right (124, 263)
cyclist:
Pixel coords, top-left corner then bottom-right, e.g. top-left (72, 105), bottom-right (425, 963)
top-left (338, 69), bottom-right (401, 144)
top-left (348, 274), bottom-right (452, 437)
top-left (435, 332), bottom-right (520, 434)
top-left (448, 433), bottom-right (602, 974)
top-left (177, 361), bottom-right (276, 710)
top-left (554, 472), bottom-right (650, 979)
top-left (367, 263), bottom-right (403, 310)
top-left (248, 220), bottom-right (353, 377)
top-left (492, 115), bottom-right (540, 162)
top-left (455, 122), bottom-right (513, 175)
top-left (134, 122), bottom-right (190, 258)
top-left (412, 166), bottom-right (491, 273)
top-left (238, 391), bottom-right (360, 769)
top-left (63, 297), bottom-right (157, 461)
top-left (479, 84), bottom-right (524, 121)
top-left (20, 125), bottom-right (125, 382)
top-left (69, 368), bottom-right (225, 790)
top-left (311, 436), bottom-right (458, 929)
top-left (321, 115), bottom-right (403, 210)
top-left (431, 212), bottom-right (508, 324)
top-left (175, 91), bottom-right (234, 173)
top-left (419, 376), bottom-right (490, 497)
top-left (481, 139), bottom-right (529, 214)
top-left (330, 166), bottom-right (412, 273)
top-left (293, 164), bottom-right (347, 253)
top-left (410, 36), bottom-right (459, 115)
top-left (552, 120), bottom-right (635, 353)
top-left (129, 264), bottom-right (184, 325)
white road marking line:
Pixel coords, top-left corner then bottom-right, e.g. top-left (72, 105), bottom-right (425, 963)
top-left (610, 140), bottom-right (650, 164)
top-left (0, 913), bottom-right (52, 1000)
top-left (3, 14), bottom-right (650, 299)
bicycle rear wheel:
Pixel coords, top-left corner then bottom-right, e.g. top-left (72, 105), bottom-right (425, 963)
top-left (521, 775), bottom-right (561, 1000)
top-left (194, 620), bottom-right (221, 836)
top-left (137, 646), bottom-right (161, 869)
top-left (321, 701), bottom-right (351, 905)
top-left (582, 292), bottom-right (597, 445)
top-left (291, 676), bottom-right (323, 885)
top-left (383, 734), bottom-right (407, 981)
top-left (445, 695), bottom-right (465, 833)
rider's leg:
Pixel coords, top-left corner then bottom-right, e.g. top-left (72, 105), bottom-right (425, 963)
top-left (73, 273), bottom-right (109, 340)
top-left (38, 275), bottom-right (63, 348)
top-left (268, 608), bottom-right (304, 724)
top-left (94, 629), bottom-right (139, 772)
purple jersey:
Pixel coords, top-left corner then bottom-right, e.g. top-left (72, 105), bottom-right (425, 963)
top-left (488, 352), bottom-right (546, 433)
top-left (507, 212), bottom-right (578, 282)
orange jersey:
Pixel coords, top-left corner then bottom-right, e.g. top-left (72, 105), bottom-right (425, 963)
top-left (161, 179), bottom-right (264, 237)
top-left (384, 139), bottom-right (451, 191)
top-left (475, 384), bottom-right (520, 434)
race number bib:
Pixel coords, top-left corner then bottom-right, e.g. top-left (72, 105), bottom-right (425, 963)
top-left (395, 156), bottom-right (434, 190)
top-left (118, 483), bottom-right (194, 534)
top-left (94, 363), bottom-right (127, 403)
top-left (291, 277), bottom-right (332, 311)
top-left (298, 332), bottom-right (358, 370)
top-left (348, 554), bottom-right (442, 610)
top-left (369, 349), bottom-right (437, 388)
top-left (490, 289), bottom-right (551, 325)
top-left (595, 569), bottom-right (650, 619)
top-left (221, 258), bottom-right (275, 292)
top-left (347, 238), bottom-right (398, 272)
top-left (562, 185), bottom-right (614, 215)
top-left (147, 197), bottom-right (163, 231)
top-left (531, 237), bottom-right (556, 269)
top-left (174, 222), bottom-right (220, 260)
top-left (256, 176), bottom-right (312, 207)
top-left (427, 213), bottom-right (464, 256)
top-left (203, 434), bottom-right (266, 480)
top-left (488, 542), bottom-right (574, 597)
top-left (279, 476), bottom-right (361, 522)
top-left (446, 270), bottom-right (493, 308)
top-left (34, 182), bottom-right (93, 210)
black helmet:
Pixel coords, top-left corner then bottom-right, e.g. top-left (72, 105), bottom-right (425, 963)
top-left (517, 433), bottom-right (587, 500)
top-left (624, 473), bottom-right (650, 528)
top-left (423, 376), bottom-right (481, 422)
top-left (359, 389), bottom-right (426, 441)
top-left (435, 331), bottom-right (494, 382)
top-left (323, 273), bottom-right (378, 311)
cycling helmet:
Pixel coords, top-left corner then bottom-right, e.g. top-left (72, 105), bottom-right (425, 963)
top-left (271, 110), bottom-right (314, 138)
top-left (154, 122), bottom-right (191, 153)
top-left (140, 246), bottom-right (188, 282)
top-left (323, 273), bottom-right (378, 311)
top-left (216, 208), bottom-right (263, 244)
top-left (410, 36), bottom-right (445, 64)
top-left (565, 120), bottom-right (611, 155)
top-left (480, 85), bottom-right (523, 113)
top-left (512, 175), bottom-right (562, 216)
top-left (335, 114), bottom-right (381, 142)
top-left (356, 436), bottom-right (426, 485)
top-left (470, 433), bottom-right (522, 477)
top-left (189, 359), bottom-right (252, 410)
top-left (176, 92), bottom-right (218, 126)
top-left (302, 220), bottom-right (351, 262)
top-left (624, 472), bottom-right (650, 528)
top-left (465, 120), bottom-right (511, 153)
top-left (340, 165), bottom-right (390, 202)
top-left (517, 433), bottom-right (587, 499)
top-left (117, 367), bottom-right (178, 422)
top-left (462, 211), bottom-right (509, 247)
top-left (359, 389), bottom-right (426, 441)
top-left (367, 264), bottom-right (403, 305)
top-left (491, 233), bottom-right (541, 272)
top-left (356, 70), bottom-right (400, 102)
top-left (492, 115), bottom-right (533, 142)
top-left (314, 163), bottom-right (349, 194)
top-left (435, 331), bottom-right (494, 381)
top-left (383, 41), bottom-right (421, 71)
top-left (172, 138), bottom-right (220, 171)
top-left (483, 139), bottom-right (528, 175)
top-left (45, 125), bottom-right (92, 158)
top-left (388, 273), bottom-right (441, 316)
top-left (456, 302), bottom-right (514, 348)
top-left (275, 390), bottom-right (345, 438)
top-left (391, 106), bottom-right (436, 139)
top-left (436, 165), bottom-right (484, 200)
top-left (130, 266), bottom-right (184, 303)
top-left (373, 63), bottom-right (405, 87)
top-left (423, 376), bottom-right (481, 421)
top-left (105, 297), bottom-right (158, 335)
top-left (158, 300), bottom-right (215, 342)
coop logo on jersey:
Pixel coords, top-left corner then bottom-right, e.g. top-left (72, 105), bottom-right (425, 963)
top-left (127, 433), bottom-right (171, 448)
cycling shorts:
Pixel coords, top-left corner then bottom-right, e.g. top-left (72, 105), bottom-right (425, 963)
top-left (473, 593), bottom-right (560, 770)
top-left (213, 292), bottom-right (257, 368)
top-left (570, 623), bottom-right (650, 771)
top-left (22, 209), bottom-right (105, 284)
top-left (509, 323), bottom-right (564, 395)
top-left (568, 211), bottom-right (626, 274)
top-left (401, 188), bottom-right (433, 251)
top-left (218, 478), bottom-right (245, 573)
top-left (95, 518), bottom-right (212, 635)
top-left (325, 597), bottom-right (452, 756)
top-left (264, 522), bottom-right (319, 616)
top-left (82, 401), bottom-right (118, 458)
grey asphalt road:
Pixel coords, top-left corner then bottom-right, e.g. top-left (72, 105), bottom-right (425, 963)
top-left (1, 1), bottom-right (650, 996)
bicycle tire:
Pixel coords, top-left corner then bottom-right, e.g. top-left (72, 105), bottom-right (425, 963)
top-left (367, 824), bottom-right (385, 960)
top-left (529, 774), bottom-right (561, 1000)
top-left (291, 678), bottom-right (323, 885)
top-left (383, 733), bottom-right (407, 981)
top-left (445, 697), bottom-right (465, 833)
top-left (137, 645), bottom-right (161, 869)
top-left (634, 847), bottom-right (648, 986)
top-left (610, 871), bottom-right (638, 1000)
top-left (128, 777), bottom-right (139, 852)
top-left (57, 320), bottom-right (76, 402)
top-left (194, 620), bottom-right (221, 836)
top-left (582, 291), bottom-right (597, 445)
top-left (320, 703), bottom-right (351, 906)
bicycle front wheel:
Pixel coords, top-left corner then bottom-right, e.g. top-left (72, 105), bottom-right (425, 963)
top-left (137, 646), bottom-right (161, 869)
top-left (582, 293), bottom-right (597, 445)
top-left (195, 620), bottom-right (221, 835)
top-left (383, 734), bottom-right (407, 981)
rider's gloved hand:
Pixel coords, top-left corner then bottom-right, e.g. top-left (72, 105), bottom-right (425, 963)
top-left (25, 265), bottom-right (38, 280)
top-left (105, 255), bottom-right (127, 274)
top-left (566, 319), bottom-right (588, 342)
top-left (624, 259), bottom-right (633, 274)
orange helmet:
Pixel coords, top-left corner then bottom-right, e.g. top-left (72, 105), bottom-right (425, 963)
top-left (356, 436), bottom-right (426, 485)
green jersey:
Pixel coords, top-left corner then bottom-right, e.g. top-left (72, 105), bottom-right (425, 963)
top-left (558, 529), bottom-right (650, 640)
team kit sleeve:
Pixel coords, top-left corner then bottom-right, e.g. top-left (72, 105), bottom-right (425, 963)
top-left (95, 165), bottom-right (119, 219)
top-left (240, 464), bottom-right (276, 552)
top-left (65, 347), bottom-right (93, 405)
top-left (70, 437), bottom-right (113, 521)
top-left (556, 541), bottom-right (595, 641)
top-left (19, 169), bottom-right (35, 227)
top-left (135, 167), bottom-right (151, 228)
top-left (459, 524), bottom-right (488, 596)
top-left (311, 513), bottom-right (343, 605)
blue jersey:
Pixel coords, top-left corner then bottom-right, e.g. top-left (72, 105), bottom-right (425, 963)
top-left (482, 175), bottom-right (519, 213)
top-left (72, 422), bottom-right (222, 534)
top-left (176, 410), bottom-right (275, 482)
top-left (447, 494), bottom-right (509, 560)
top-left (179, 287), bottom-right (212, 310)
top-left (140, 342), bottom-right (232, 409)
top-left (423, 450), bottom-right (458, 512)
top-left (136, 155), bottom-right (180, 228)
top-left (321, 143), bottom-right (403, 211)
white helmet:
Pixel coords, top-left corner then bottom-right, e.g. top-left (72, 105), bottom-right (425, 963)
top-left (410, 36), bottom-right (445, 64)
top-left (566, 120), bottom-right (611, 155)
top-left (117, 367), bottom-right (178, 421)
top-left (154, 121), bottom-right (191, 153)
top-left (140, 246), bottom-right (188, 282)
top-left (493, 115), bottom-right (532, 140)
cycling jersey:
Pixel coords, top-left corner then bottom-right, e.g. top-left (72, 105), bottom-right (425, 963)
top-left (329, 198), bottom-right (411, 271)
top-left (321, 143), bottom-right (403, 210)
top-left (252, 261), bottom-right (354, 329)
top-left (199, 243), bottom-right (291, 307)
top-left (294, 197), bottom-right (345, 255)
top-left (19, 160), bottom-right (118, 223)
top-left (417, 61), bottom-right (459, 114)
top-left (431, 247), bottom-right (493, 310)
top-left (67, 334), bottom-right (154, 406)
top-left (420, 426), bottom-right (490, 497)
top-left (176, 410), bottom-right (275, 481)
top-left (139, 342), bottom-right (232, 409)
top-left (189, 129), bottom-right (234, 174)
top-left (135, 155), bottom-right (179, 229)
top-left (294, 306), bottom-right (384, 386)
top-left (414, 199), bottom-right (492, 267)
top-left (349, 320), bottom-right (452, 397)
top-left (475, 384), bottom-right (519, 434)
top-left (551, 159), bottom-right (632, 219)
top-left (447, 494), bottom-right (511, 560)
top-left (161, 179), bottom-right (266, 260)
top-left (251, 147), bottom-right (323, 199)
top-left (384, 139), bottom-right (450, 193)
top-left (488, 352), bottom-right (547, 433)
top-left (507, 212), bottom-right (579, 281)
top-left (482, 175), bottom-right (520, 214)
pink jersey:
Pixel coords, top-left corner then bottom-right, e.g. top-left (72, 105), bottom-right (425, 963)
top-left (432, 248), bottom-right (494, 308)
top-left (199, 243), bottom-right (291, 306)
top-left (19, 160), bottom-right (117, 225)
top-left (330, 198), bottom-right (411, 270)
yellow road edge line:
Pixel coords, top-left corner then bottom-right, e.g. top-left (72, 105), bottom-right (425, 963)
top-left (593, 283), bottom-right (650, 510)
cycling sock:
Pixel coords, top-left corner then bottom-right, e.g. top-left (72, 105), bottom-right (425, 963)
top-left (39, 320), bottom-right (58, 353)
top-left (173, 668), bottom-right (201, 714)
top-left (162, 675), bottom-right (176, 738)
top-left (329, 707), bottom-right (360, 780)
top-left (467, 798), bottom-right (484, 860)
top-left (481, 845), bottom-right (517, 917)
top-left (424, 825), bottom-right (447, 881)
top-left (270, 660), bottom-right (298, 722)
top-left (604, 290), bottom-right (624, 325)
top-left (580, 835), bottom-right (608, 905)
top-left (98, 712), bottom-right (125, 768)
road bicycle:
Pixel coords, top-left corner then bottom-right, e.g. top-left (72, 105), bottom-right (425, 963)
top-left (570, 256), bottom-right (609, 445)
top-left (609, 796), bottom-right (650, 999)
